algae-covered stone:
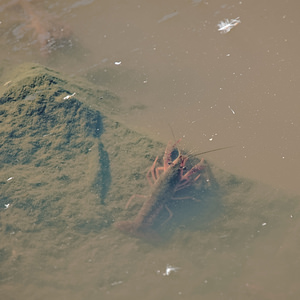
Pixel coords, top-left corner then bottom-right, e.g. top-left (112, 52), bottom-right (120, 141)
top-left (0, 63), bottom-right (160, 237)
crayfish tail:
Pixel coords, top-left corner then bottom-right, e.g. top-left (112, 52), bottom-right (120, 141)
top-left (115, 220), bottom-right (137, 234)
top-left (115, 220), bottom-right (162, 243)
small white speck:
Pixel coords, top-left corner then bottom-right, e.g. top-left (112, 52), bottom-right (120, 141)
top-left (111, 281), bottom-right (123, 286)
top-left (114, 61), bottom-right (122, 65)
top-left (163, 264), bottom-right (180, 276)
top-left (7, 177), bottom-right (13, 181)
top-left (262, 222), bottom-right (267, 226)
top-left (217, 17), bottom-right (241, 34)
top-left (4, 80), bottom-right (12, 86)
top-left (290, 215), bottom-right (293, 218)
top-left (5, 204), bottom-right (10, 209)
top-left (228, 106), bottom-right (236, 114)
top-left (158, 11), bottom-right (179, 24)
top-left (63, 92), bottom-right (76, 100)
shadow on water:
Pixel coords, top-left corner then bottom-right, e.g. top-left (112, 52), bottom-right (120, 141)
top-left (92, 142), bottom-right (111, 204)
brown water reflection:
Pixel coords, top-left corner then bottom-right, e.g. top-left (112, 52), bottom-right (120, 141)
top-left (1, 0), bottom-right (300, 299)
top-left (1, 0), bottom-right (299, 192)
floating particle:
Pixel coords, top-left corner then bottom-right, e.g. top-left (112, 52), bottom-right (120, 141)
top-left (218, 17), bottom-right (241, 34)
top-left (163, 264), bottom-right (180, 276)
top-left (111, 281), bottom-right (123, 286)
top-left (158, 11), bottom-right (179, 23)
top-left (63, 92), bottom-right (76, 100)
top-left (228, 106), bottom-right (236, 114)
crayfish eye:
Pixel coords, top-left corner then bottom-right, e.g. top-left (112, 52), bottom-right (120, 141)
top-left (168, 162), bottom-right (172, 165)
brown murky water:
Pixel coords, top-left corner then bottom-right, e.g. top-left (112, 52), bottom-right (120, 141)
top-left (1, 0), bottom-right (300, 299)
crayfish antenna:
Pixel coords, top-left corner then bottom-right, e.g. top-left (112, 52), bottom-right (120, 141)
top-left (191, 146), bottom-right (233, 158)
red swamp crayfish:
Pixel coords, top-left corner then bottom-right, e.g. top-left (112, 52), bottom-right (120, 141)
top-left (115, 139), bottom-right (227, 238)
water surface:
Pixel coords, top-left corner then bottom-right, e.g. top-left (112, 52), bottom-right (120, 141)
top-left (1, 1), bottom-right (300, 299)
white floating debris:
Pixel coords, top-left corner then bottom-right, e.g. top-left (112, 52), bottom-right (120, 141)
top-left (114, 61), bottom-right (122, 65)
top-left (262, 222), bottom-right (267, 226)
top-left (111, 280), bottom-right (123, 286)
top-left (7, 177), bottom-right (13, 181)
top-left (163, 264), bottom-right (180, 276)
top-left (63, 92), bottom-right (76, 100)
top-left (4, 204), bottom-right (10, 209)
top-left (158, 11), bottom-right (179, 23)
top-left (218, 17), bottom-right (241, 34)
top-left (209, 133), bottom-right (218, 141)
top-left (228, 106), bottom-right (236, 114)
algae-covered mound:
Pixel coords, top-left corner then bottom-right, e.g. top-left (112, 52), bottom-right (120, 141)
top-left (0, 64), bottom-right (163, 280)
top-left (0, 63), bottom-right (163, 233)
top-left (1, 64), bottom-right (107, 232)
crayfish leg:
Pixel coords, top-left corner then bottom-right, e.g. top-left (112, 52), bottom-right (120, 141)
top-left (181, 158), bottom-right (205, 181)
top-left (155, 166), bottom-right (165, 180)
top-left (161, 204), bottom-right (173, 226)
top-left (125, 194), bottom-right (148, 209)
top-left (146, 156), bottom-right (159, 185)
